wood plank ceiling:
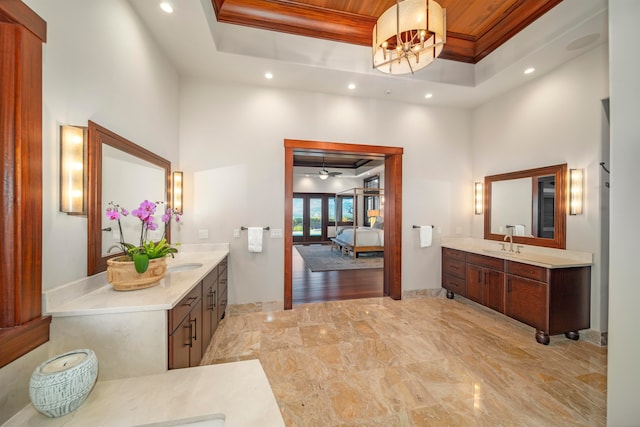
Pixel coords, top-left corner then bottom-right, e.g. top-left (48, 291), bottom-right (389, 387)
top-left (210, 0), bottom-right (563, 64)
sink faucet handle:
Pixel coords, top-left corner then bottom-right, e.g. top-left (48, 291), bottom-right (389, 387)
top-left (516, 245), bottom-right (524, 254)
top-left (499, 243), bottom-right (506, 251)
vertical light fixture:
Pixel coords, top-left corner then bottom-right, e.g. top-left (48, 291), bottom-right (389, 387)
top-left (172, 171), bottom-right (183, 214)
top-left (59, 125), bottom-right (87, 215)
top-left (569, 168), bottom-right (584, 215)
top-left (474, 182), bottom-right (483, 215)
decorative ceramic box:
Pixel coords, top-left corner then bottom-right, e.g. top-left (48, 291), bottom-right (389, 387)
top-left (29, 349), bottom-right (98, 417)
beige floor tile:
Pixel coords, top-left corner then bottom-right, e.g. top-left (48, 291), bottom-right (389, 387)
top-left (202, 296), bottom-right (607, 426)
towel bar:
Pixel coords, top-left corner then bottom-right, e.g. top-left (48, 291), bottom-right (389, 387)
top-left (412, 225), bottom-right (434, 229)
top-left (240, 226), bottom-right (270, 231)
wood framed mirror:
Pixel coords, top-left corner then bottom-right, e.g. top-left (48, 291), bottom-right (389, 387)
top-left (87, 121), bottom-right (171, 275)
top-left (484, 163), bottom-right (567, 249)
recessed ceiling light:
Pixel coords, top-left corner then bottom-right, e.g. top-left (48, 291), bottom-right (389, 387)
top-left (524, 67), bottom-right (535, 75)
top-left (424, 93), bottom-right (433, 99)
top-left (264, 72), bottom-right (273, 79)
top-left (160, 2), bottom-right (173, 13)
top-left (348, 83), bottom-right (356, 90)
top-left (385, 89), bottom-right (392, 95)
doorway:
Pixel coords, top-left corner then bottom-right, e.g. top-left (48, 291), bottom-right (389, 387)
top-left (284, 139), bottom-right (403, 309)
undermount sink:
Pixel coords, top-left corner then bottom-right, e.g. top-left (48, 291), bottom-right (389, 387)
top-left (167, 262), bottom-right (204, 273)
top-left (134, 414), bottom-right (225, 427)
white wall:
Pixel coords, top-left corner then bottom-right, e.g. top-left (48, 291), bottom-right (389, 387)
top-left (470, 44), bottom-right (609, 332)
top-left (607, 1), bottom-right (640, 424)
top-left (0, 1), bottom-right (180, 423)
top-left (178, 81), bottom-right (472, 304)
top-left (25, 0), bottom-right (180, 291)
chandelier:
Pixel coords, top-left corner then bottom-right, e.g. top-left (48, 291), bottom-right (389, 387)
top-left (373, 0), bottom-right (446, 75)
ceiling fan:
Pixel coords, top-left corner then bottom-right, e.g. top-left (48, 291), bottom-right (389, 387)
top-left (318, 157), bottom-right (342, 180)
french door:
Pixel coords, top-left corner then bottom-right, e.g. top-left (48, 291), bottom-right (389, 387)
top-left (292, 193), bottom-right (326, 243)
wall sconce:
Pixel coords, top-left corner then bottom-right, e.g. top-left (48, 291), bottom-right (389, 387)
top-left (59, 125), bottom-right (87, 215)
top-left (368, 209), bottom-right (380, 227)
top-left (569, 168), bottom-right (584, 215)
top-left (474, 182), bottom-right (483, 215)
top-left (172, 171), bottom-right (183, 214)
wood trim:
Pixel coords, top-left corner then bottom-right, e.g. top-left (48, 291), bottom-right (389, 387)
top-left (0, 11), bottom-right (48, 368)
top-left (0, 0), bottom-right (46, 42)
top-left (216, 0), bottom-right (374, 46)
top-left (384, 154), bottom-right (402, 299)
top-left (284, 139), bottom-right (403, 309)
top-left (0, 316), bottom-right (51, 368)
top-left (87, 121), bottom-right (172, 275)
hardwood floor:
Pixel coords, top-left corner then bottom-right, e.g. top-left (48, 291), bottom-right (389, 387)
top-left (292, 243), bottom-right (383, 305)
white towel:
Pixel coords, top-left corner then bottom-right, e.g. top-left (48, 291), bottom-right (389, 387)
top-left (419, 226), bottom-right (433, 248)
top-left (248, 227), bottom-right (263, 253)
top-left (514, 224), bottom-right (525, 236)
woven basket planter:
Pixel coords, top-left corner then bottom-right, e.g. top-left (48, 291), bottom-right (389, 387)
top-left (106, 256), bottom-right (167, 291)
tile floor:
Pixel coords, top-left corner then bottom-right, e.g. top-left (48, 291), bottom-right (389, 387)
top-left (202, 296), bottom-right (607, 426)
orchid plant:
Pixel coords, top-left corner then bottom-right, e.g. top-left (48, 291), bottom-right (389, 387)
top-left (106, 200), bottom-right (182, 273)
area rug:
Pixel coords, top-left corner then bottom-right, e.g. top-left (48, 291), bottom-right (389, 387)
top-left (294, 244), bottom-right (383, 272)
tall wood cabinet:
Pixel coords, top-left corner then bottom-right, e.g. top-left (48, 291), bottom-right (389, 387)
top-left (168, 256), bottom-right (229, 369)
top-left (442, 248), bottom-right (590, 345)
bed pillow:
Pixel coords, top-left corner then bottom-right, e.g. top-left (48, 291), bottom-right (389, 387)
top-left (372, 221), bottom-right (384, 230)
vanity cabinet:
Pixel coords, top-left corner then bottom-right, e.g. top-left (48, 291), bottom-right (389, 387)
top-left (465, 254), bottom-right (505, 313)
top-left (441, 247), bottom-right (591, 344)
top-left (168, 256), bottom-right (229, 369)
top-left (168, 283), bottom-right (203, 369)
top-left (506, 261), bottom-right (591, 345)
top-left (442, 248), bottom-right (467, 298)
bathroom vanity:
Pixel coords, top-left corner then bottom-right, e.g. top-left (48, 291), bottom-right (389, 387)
top-left (44, 247), bottom-right (229, 380)
top-left (441, 239), bottom-right (591, 345)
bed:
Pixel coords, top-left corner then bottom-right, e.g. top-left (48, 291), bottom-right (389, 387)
top-left (332, 226), bottom-right (384, 259)
top-left (330, 187), bottom-right (385, 259)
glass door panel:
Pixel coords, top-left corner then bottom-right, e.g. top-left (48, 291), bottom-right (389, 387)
top-left (292, 197), bottom-right (304, 241)
top-left (308, 197), bottom-right (323, 240)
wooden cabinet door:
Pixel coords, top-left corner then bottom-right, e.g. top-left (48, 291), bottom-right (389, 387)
top-left (168, 315), bottom-right (191, 369)
top-left (189, 298), bottom-right (203, 367)
top-left (465, 264), bottom-right (484, 304)
top-left (506, 275), bottom-right (547, 330)
top-left (484, 270), bottom-right (505, 313)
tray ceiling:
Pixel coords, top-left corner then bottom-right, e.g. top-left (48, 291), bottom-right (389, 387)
top-left (210, 0), bottom-right (563, 63)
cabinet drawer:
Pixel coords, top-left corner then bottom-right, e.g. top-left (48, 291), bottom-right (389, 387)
top-left (466, 253), bottom-right (504, 271)
top-left (443, 248), bottom-right (466, 262)
top-left (169, 283), bottom-right (202, 334)
top-left (443, 258), bottom-right (465, 279)
top-left (442, 274), bottom-right (466, 296)
top-left (507, 261), bottom-right (548, 283)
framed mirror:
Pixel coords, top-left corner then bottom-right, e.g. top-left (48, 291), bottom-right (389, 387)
top-left (484, 163), bottom-right (567, 249)
top-left (87, 121), bottom-right (171, 275)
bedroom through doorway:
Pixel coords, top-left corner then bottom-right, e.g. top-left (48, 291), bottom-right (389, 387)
top-left (284, 140), bottom-right (403, 309)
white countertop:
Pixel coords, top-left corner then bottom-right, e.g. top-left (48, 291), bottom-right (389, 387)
top-left (44, 249), bottom-right (229, 317)
top-left (441, 237), bottom-right (592, 268)
top-left (3, 360), bottom-right (285, 427)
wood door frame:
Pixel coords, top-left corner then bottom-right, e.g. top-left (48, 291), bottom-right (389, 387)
top-left (284, 139), bottom-right (403, 309)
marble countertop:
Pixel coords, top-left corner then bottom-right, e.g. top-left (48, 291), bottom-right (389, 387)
top-left (441, 237), bottom-right (592, 268)
top-left (44, 248), bottom-right (229, 317)
top-left (3, 360), bottom-right (285, 427)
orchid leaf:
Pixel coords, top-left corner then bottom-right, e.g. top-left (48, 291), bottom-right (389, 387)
top-left (133, 253), bottom-right (149, 274)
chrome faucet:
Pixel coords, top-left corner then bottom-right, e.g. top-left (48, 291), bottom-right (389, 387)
top-left (503, 234), bottom-right (514, 252)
